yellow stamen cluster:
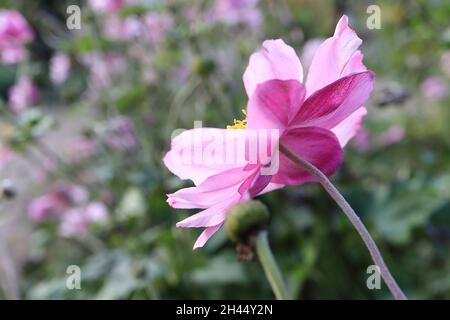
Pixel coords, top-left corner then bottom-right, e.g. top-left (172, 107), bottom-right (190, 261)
top-left (226, 109), bottom-right (247, 129)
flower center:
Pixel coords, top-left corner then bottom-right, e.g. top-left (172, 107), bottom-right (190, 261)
top-left (227, 109), bottom-right (247, 129)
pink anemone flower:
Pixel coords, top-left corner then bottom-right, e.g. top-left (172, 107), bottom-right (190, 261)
top-left (28, 184), bottom-right (89, 221)
top-left (89, 0), bottom-right (124, 14)
top-left (8, 77), bottom-right (39, 112)
top-left (164, 15), bottom-right (375, 249)
top-left (50, 53), bottom-right (70, 85)
top-left (59, 202), bottom-right (108, 238)
top-left (0, 10), bottom-right (34, 64)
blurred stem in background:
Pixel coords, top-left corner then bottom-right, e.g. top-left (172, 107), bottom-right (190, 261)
top-left (166, 77), bottom-right (201, 134)
top-left (279, 143), bottom-right (407, 300)
top-left (0, 196), bottom-right (20, 300)
top-left (256, 230), bottom-right (291, 300)
top-left (0, 236), bottom-right (20, 300)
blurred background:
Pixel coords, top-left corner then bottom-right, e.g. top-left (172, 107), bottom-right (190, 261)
top-left (0, 0), bottom-right (449, 299)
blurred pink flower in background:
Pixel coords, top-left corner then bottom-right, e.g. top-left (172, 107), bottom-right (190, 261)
top-left (103, 12), bottom-right (172, 44)
top-left (142, 12), bottom-right (173, 44)
top-left (102, 15), bottom-right (124, 39)
top-left (165, 15), bottom-right (374, 248)
top-left (29, 184), bottom-right (108, 238)
top-left (122, 15), bottom-right (143, 39)
top-left (184, 3), bottom-right (201, 23)
top-left (421, 76), bottom-right (448, 101)
top-left (29, 184), bottom-right (89, 221)
top-left (67, 117), bottom-right (138, 160)
top-left (89, 0), bottom-right (125, 14)
top-left (377, 126), bottom-right (405, 147)
top-left (0, 10), bottom-right (33, 39)
top-left (208, 0), bottom-right (262, 28)
top-left (103, 15), bottom-right (139, 40)
top-left (105, 116), bottom-right (139, 151)
top-left (352, 127), bottom-right (371, 151)
top-left (28, 195), bottom-right (59, 221)
top-left (82, 52), bottom-right (127, 90)
top-left (66, 137), bottom-right (99, 162)
top-left (59, 202), bottom-right (108, 238)
top-left (0, 146), bottom-right (15, 169)
top-left (49, 53), bottom-right (70, 84)
top-left (8, 77), bottom-right (39, 112)
top-left (0, 9), bottom-right (33, 64)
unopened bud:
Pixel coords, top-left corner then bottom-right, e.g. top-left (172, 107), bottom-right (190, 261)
top-left (225, 200), bottom-right (270, 242)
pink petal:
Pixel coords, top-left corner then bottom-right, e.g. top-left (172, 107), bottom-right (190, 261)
top-left (291, 71), bottom-right (374, 130)
top-left (342, 50), bottom-right (366, 76)
top-left (167, 165), bottom-right (254, 209)
top-left (84, 202), bottom-right (108, 223)
top-left (305, 15), bottom-right (365, 97)
top-left (331, 106), bottom-right (367, 147)
top-left (163, 128), bottom-right (248, 186)
top-left (247, 174), bottom-right (273, 197)
top-left (170, 164), bottom-right (262, 248)
top-left (273, 127), bottom-right (343, 185)
top-left (193, 223), bottom-right (223, 249)
top-left (247, 79), bottom-right (306, 132)
top-left (243, 39), bottom-right (303, 98)
top-left (176, 194), bottom-right (240, 228)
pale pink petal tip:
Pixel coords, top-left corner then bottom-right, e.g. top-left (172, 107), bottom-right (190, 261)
top-left (243, 38), bottom-right (303, 98)
top-left (192, 224), bottom-right (222, 250)
top-left (331, 107), bottom-right (368, 147)
top-left (334, 15), bottom-right (349, 35)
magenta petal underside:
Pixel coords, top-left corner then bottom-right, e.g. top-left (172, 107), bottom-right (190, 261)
top-left (290, 71), bottom-right (374, 130)
top-left (247, 173), bottom-right (273, 197)
top-left (273, 126), bottom-right (344, 185)
top-left (247, 79), bottom-right (305, 131)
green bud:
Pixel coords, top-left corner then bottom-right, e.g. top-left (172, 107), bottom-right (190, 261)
top-left (225, 200), bottom-right (270, 242)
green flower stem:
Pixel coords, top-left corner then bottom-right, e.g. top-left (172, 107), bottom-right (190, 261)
top-left (279, 143), bottom-right (407, 300)
top-left (256, 230), bottom-right (291, 300)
